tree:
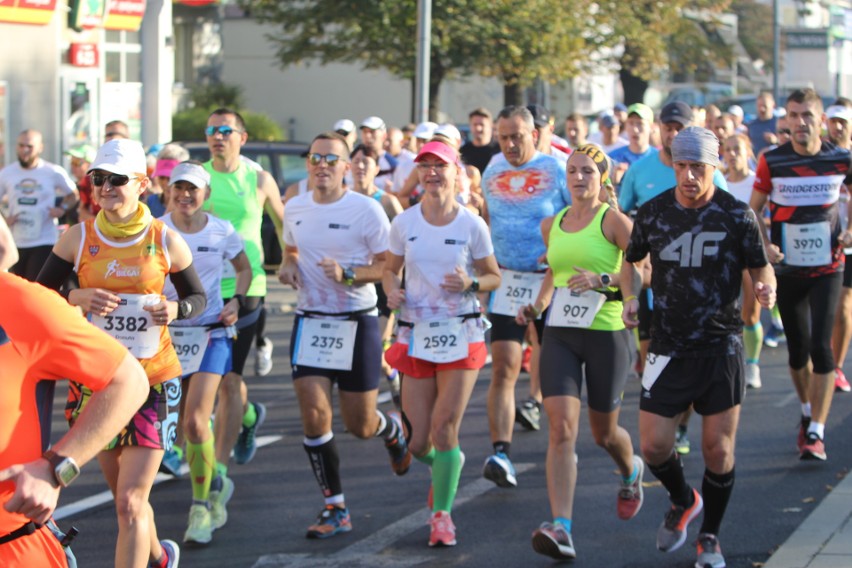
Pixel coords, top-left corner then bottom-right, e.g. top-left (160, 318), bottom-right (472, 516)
top-left (172, 83), bottom-right (284, 141)
top-left (729, 0), bottom-right (774, 69)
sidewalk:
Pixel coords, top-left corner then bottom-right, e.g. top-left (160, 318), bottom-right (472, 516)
top-left (760, 465), bottom-right (852, 568)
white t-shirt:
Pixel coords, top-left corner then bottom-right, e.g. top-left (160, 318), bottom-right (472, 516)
top-left (391, 153), bottom-right (416, 195)
top-left (725, 172), bottom-right (756, 205)
top-left (284, 190), bottom-right (390, 313)
top-left (161, 213), bottom-right (245, 335)
top-left (389, 203), bottom-right (493, 343)
top-left (0, 160), bottom-right (75, 248)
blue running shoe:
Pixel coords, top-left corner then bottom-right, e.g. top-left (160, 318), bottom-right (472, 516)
top-left (234, 402), bottom-right (266, 465)
top-left (306, 506), bottom-right (352, 539)
top-left (482, 452), bottom-right (517, 488)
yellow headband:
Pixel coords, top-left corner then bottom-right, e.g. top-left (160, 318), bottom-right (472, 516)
top-left (573, 144), bottom-right (609, 183)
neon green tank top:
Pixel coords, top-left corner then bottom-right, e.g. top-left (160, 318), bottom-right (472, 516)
top-left (203, 161), bottom-right (266, 297)
top-left (547, 203), bottom-right (623, 331)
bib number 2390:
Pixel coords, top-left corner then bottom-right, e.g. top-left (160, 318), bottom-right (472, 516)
top-left (409, 318), bottom-right (468, 363)
top-left (294, 317), bottom-right (358, 371)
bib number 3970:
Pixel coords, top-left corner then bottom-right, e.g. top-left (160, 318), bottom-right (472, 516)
top-left (294, 317), bottom-right (358, 371)
top-left (546, 288), bottom-right (605, 328)
top-left (783, 221), bottom-right (831, 267)
top-left (409, 318), bottom-right (468, 363)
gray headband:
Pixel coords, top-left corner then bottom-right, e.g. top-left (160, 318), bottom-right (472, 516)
top-left (671, 126), bottom-right (719, 167)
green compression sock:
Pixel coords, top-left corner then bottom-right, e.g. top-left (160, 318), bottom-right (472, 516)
top-left (242, 403), bottom-right (257, 428)
top-left (187, 437), bottom-right (216, 502)
top-left (432, 446), bottom-right (463, 513)
top-left (416, 446), bottom-right (436, 467)
top-left (743, 322), bottom-right (763, 364)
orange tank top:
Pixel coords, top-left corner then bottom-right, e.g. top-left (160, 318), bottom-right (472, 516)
top-left (75, 219), bottom-right (181, 385)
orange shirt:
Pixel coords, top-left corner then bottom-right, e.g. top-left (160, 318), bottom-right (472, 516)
top-left (0, 273), bottom-right (127, 565)
top-left (75, 219), bottom-right (181, 385)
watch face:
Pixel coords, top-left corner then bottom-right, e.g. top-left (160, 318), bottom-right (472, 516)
top-left (57, 460), bottom-right (80, 487)
top-left (601, 274), bottom-right (611, 286)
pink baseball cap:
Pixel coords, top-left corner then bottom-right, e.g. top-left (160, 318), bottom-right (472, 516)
top-left (154, 158), bottom-right (181, 178)
top-left (414, 141), bottom-right (458, 164)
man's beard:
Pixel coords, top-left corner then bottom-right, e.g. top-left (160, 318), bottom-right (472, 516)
top-left (18, 156), bottom-right (36, 169)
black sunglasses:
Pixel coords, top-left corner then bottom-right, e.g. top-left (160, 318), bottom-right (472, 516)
top-left (777, 128), bottom-right (791, 136)
top-left (308, 153), bottom-right (343, 166)
top-left (205, 125), bottom-right (242, 137)
top-left (90, 173), bottom-right (139, 187)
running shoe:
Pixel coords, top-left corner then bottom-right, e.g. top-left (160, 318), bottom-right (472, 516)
top-left (745, 363), bottom-right (762, 389)
top-left (482, 452), bottom-right (518, 488)
top-left (306, 505), bottom-right (352, 539)
top-left (656, 488), bottom-right (703, 552)
top-left (255, 337), bottom-right (273, 376)
top-left (800, 432), bottom-right (827, 461)
top-left (151, 539), bottom-right (180, 568)
top-left (384, 412), bottom-right (411, 476)
top-left (763, 325), bottom-right (786, 348)
top-left (515, 397), bottom-right (541, 431)
top-left (835, 368), bottom-right (851, 393)
top-left (234, 401), bottom-right (267, 465)
top-left (183, 504), bottom-right (213, 545)
top-left (797, 416), bottom-right (811, 454)
top-left (617, 455), bottom-right (644, 520)
top-left (428, 511), bottom-right (457, 547)
top-left (159, 448), bottom-right (184, 477)
top-left (531, 521), bottom-right (576, 560)
top-left (675, 426), bottom-right (691, 455)
top-left (695, 533), bottom-right (726, 568)
top-left (209, 475), bottom-right (234, 529)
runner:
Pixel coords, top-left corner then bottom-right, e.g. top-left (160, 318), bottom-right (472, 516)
top-left (621, 126), bottom-right (775, 568)
top-left (517, 145), bottom-right (642, 560)
top-left (160, 161), bottom-right (251, 546)
top-left (722, 133), bottom-right (765, 389)
top-left (0, 129), bottom-right (77, 281)
top-left (36, 138), bottom-right (207, 568)
top-left (383, 140), bottom-right (500, 546)
top-left (0, 273), bottom-right (148, 568)
top-left (278, 131), bottom-right (411, 539)
top-left (202, 109), bottom-right (283, 511)
top-left (480, 105), bottom-right (569, 488)
top-left (750, 88), bottom-right (852, 461)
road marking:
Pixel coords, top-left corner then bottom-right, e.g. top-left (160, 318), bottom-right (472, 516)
top-left (774, 391), bottom-right (799, 408)
top-left (54, 435), bottom-right (283, 521)
top-left (252, 462), bottom-right (536, 567)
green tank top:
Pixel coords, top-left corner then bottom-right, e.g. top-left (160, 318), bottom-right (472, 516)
top-left (547, 203), bottom-right (624, 331)
top-left (203, 161), bottom-right (266, 297)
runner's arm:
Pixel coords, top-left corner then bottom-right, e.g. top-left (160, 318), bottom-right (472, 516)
top-left (259, 171), bottom-right (285, 248)
top-left (0, 214), bottom-right (18, 271)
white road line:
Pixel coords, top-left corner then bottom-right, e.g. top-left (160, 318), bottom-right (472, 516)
top-left (252, 462), bottom-right (536, 568)
top-left (54, 435), bottom-right (283, 521)
top-left (774, 391), bottom-right (799, 408)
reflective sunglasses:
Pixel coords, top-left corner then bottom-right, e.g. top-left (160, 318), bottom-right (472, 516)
top-left (308, 153), bottom-right (343, 166)
top-left (205, 125), bottom-right (242, 137)
top-left (90, 173), bottom-right (139, 187)
top-left (777, 128), bottom-right (792, 136)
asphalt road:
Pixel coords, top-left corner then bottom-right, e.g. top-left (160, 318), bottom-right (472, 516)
top-left (49, 282), bottom-right (852, 568)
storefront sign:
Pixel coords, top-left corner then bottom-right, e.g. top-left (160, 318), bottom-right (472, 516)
top-left (104, 0), bottom-right (144, 31)
top-left (175, 0), bottom-right (219, 5)
top-left (69, 0), bottom-right (106, 31)
top-left (785, 29), bottom-right (829, 49)
top-left (0, 0), bottom-right (57, 26)
top-left (69, 43), bottom-right (99, 67)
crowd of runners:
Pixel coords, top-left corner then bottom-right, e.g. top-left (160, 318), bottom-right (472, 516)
top-left (1, 87), bottom-right (852, 568)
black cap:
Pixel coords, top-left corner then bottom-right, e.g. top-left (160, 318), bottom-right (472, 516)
top-left (526, 104), bottom-right (552, 128)
top-left (659, 101), bottom-right (693, 126)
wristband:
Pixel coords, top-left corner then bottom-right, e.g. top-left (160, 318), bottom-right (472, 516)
top-left (624, 295), bottom-right (637, 303)
top-left (232, 294), bottom-right (246, 309)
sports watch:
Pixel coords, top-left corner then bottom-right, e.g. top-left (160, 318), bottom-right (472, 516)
top-left (469, 277), bottom-right (480, 292)
top-left (342, 267), bottom-right (356, 286)
top-left (43, 450), bottom-right (80, 488)
top-left (600, 273), bottom-right (612, 287)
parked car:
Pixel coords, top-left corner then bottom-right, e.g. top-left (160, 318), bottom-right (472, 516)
top-left (179, 140), bottom-right (309, 269)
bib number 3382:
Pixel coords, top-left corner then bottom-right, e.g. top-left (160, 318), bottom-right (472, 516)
top-left (90, 293), bottom-right (161, 359)
top-left (409, 318), bottom-right (468, 363)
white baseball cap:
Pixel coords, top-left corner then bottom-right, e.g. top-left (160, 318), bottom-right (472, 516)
top-left (333, 119), bottom-right (355, 134)
top-left (728, 105), bottom-right (744, 118)
top-left (435, 123), bottom-right (462, 141)
top-left (169, 162), bottom-right (211, 189)
top-left (360, 116), bottom-right (386, 131)
top-left (413, 121), bottom-right (439, 140)
top-left (827, 105), bottom-right (852, 122)
top-left (88, 139), bottom-right (147, 176)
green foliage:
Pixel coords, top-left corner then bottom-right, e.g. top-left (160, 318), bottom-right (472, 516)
top-left (172, 84), bottom-right (284, 141)
top-left (730, 0), bottom-right (774, 68)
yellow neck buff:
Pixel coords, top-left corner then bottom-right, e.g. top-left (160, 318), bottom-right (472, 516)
top-left (96, 202), bottom-right (153, 239)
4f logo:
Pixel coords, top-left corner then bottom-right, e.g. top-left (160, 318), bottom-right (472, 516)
top-left (659, 232), bottom-right (725, 267)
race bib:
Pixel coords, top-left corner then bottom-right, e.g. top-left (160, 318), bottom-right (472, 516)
top-left (169, 326), bottom-right (210, 376)
top-left (294, 317), bottom-right (358, 370)
top-left (641, 353), bottom-right (672, 391)
top-left (408, 317), bottom-right (469, 363)
top-left (488, 270), bottom-right (546, 317)
top-left (90, 294), bottom-right (161, 359)
top-left (547, 288), bottom-right (605, 328)
top-left (14, 197), bottom-right (44, 241)
top-left (782, 221), bottom-right (831, 267)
